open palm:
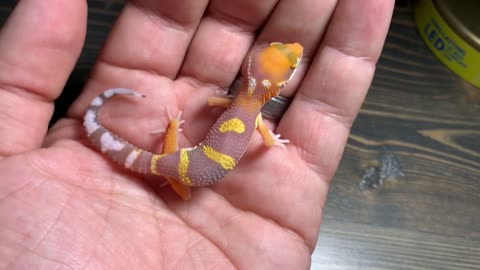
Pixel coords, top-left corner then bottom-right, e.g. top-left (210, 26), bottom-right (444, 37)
top-left (0, 1), bottom-right (393, 269)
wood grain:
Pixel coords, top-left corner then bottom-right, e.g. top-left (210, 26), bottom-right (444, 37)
top-left (312, 3), bottom-right (480, 269)
top-left (1, 1), bottom-right (479, 269)
top-left (313, 222), bottom-right (480, 270)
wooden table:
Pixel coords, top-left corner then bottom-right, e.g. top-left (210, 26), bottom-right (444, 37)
top-left (1, 1), bottom-right (479, 269)
top-left (312, 3), bottom-right (480, 270)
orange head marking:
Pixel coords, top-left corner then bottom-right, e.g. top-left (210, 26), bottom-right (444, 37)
top-left (247, 42), bottom-right (303, 103)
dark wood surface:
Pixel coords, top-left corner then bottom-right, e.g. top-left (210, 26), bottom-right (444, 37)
top-left (312, 3), bottom-right (480, 270)
top-left (1, 1), bottom-right (479, 269)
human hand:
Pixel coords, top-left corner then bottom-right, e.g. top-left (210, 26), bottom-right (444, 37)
top-left (0, 1), bottom-right (393, 269)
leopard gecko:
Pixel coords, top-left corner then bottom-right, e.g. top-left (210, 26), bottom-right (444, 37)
top-left (84, 42), bottom-right (303, 200)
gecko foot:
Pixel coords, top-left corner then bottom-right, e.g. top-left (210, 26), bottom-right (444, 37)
top-left (151, 110), bottom-right (185, 135)
top-left (269, 130), bottom-right (290, 149)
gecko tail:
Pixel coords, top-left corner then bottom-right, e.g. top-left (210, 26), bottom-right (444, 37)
top-left (83, 88), bottom-right (153, 174)
top-left (84, 88), bottom-right (146, 136)
top-left (92, 88), bottom-right (146, 107)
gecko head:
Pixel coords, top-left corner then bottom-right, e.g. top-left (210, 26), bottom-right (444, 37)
top-left (247, 42), bottom-right (303, 102)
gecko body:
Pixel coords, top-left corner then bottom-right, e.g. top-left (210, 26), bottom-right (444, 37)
top-left (84, 42), bottom-right (303, 199)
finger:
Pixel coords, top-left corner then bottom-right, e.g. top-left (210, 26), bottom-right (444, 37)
top-left (280, 0), bottom-right (395, 176)
top-left (98, 0), bottom-right (209, 79)
top-left (68, 0), bottom-right (209, 117)
top-left (253, 0), bottom-right (338, 97)
top-left (178, 0), bottom-right (279, 88)
top-left (0, 0), bottom-right (86, 157)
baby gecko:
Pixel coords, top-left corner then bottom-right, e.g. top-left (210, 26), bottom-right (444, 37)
top-left (84, 42), bottom-right (303, 200)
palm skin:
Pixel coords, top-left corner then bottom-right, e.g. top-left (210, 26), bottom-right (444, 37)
top-left (0, 1), bottom-right (394, 269)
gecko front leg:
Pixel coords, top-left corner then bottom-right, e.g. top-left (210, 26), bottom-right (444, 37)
top-left (255, 113), bottom-right (289, 149)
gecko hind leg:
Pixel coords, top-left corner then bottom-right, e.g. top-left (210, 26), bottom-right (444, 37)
top-left (255, 114), bottom-right (289, 149)
top-left (160, 111), bottom-right (191, 200)
top-left (207, 94), bottom-right (234, 107)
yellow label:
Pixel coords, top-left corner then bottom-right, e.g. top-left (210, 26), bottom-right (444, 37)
top-left (414, 0), bottom-right (480, 88)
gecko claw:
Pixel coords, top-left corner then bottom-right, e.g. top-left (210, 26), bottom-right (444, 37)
top-left (175, 111), bottom-right (185, 127)
top-left (269, 130), bottom-right (290, 149)
top-left (151, 110), bottom-right (184, 135)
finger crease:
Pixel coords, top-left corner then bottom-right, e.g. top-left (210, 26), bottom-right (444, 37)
top-left (325, 43), bottom-right (377, 65)
top-left (207, 8), bottom-right (262, 33)
top-left (0, 84), bottom-right (52, 104)
top-left (130, 1), bottom-right (199, 32)
top-left (95, 59), bottom-right (165, 80)
top-left (296, 91), bottom-right (353, 129)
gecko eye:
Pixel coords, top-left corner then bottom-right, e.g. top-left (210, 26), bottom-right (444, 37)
top-left (277, 81), bottom-right (287, 88)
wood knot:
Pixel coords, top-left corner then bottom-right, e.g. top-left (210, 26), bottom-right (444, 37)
top-left (359, 152), bottom-right (404, 190)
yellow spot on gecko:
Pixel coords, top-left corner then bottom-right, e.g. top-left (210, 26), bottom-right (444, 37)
top-left (218, 118), bottom-right (245, 134)
top-left (178, 149), bottom-right (192, 185)
top-left (150, 154), bottom-right (166, 175)
top-left (201, 145), bottom-right (236, 170)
